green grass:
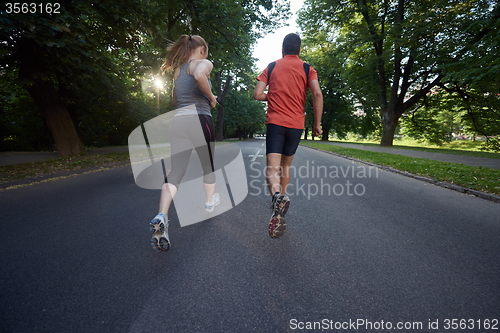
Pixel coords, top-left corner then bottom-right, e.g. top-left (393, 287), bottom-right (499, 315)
top-left (304, 136), bottom-right (500, 159)
top-left (0, 152), bottom-right (130, 184)
top-left (301, 141), bottom-right (500, 196)
top-left (1, 142), bottom-right (230, 185)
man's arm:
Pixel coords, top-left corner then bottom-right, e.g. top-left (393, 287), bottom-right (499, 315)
top-left (253, 80), bottom-right (268, 101)
top-left (308, 79), bottom-right (323, 137)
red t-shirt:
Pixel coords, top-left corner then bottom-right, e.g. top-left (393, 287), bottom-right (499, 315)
top-left (256, 55), bottom-right (318, 129)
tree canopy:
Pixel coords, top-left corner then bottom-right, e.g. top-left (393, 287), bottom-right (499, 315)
top-left (298, 0), bottom-right (500, 149)
top-left (1, 0), bottom-right (288, 155)
top-left (3, 0), bottom-right (497, 154)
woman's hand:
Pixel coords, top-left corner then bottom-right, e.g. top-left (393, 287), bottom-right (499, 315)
top-left (210, 96), bottom-right (218, 108)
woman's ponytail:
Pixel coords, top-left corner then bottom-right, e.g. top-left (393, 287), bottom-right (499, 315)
top-left (161, 35), bottom-right (208, 73)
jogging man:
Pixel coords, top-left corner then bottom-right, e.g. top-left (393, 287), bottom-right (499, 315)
top-left (253, 33), bottom-right (323, 238)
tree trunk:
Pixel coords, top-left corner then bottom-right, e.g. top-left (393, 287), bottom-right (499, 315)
top-left (216, 103), bottom-right (225, 142)
top-left (25, 79), bottom-right (84, 156)
top-left (303, 127), bottom-right (309, 140)
top-left (214, 72), bottom-right (232, 142)
top-left (19, 40), bottom-right (84, 157)
top-left (321, 125), bottom-right (330, 141)
top-left (380, 109), bottom-right (399, 146)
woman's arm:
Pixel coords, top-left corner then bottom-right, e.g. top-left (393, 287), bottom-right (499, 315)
top-left (191, 59), bottom-right (217, 108)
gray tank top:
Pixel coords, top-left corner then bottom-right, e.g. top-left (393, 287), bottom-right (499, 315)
top-left (174, 60), bottom-right (212, 116)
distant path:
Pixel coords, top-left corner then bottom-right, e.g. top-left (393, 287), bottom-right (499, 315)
top-left (305, 140), bottom-right (500, 169)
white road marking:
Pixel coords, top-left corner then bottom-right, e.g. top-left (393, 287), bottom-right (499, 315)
top-left (249, 149), bottom-right (264, 162)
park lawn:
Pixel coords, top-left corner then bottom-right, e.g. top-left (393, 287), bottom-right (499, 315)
top-left (0, 152), bottom-right (130, 183)
top-left (303, 136), bottom-right (500, 159)
top-left (300, 141), bottom-right (500, 196)
top-left (0, 141), bottom-right (230, 185)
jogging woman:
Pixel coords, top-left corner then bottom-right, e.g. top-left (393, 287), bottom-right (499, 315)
top-left (149, 34), bottom-right (220, 251)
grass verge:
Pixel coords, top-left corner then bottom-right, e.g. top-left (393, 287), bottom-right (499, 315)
top-left (303, 137), bottom-right (500, 159)
top-left (0, 142), bottom-right (228, 186)
top-left (301, 141), bottom-right (500, 196)
top-left (0, 152), bottom-right (130, 184)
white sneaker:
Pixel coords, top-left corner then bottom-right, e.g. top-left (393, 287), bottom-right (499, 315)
top-left (205, 193), bottom-right (220, 212)
top-left (149, 213), bottom-right (170, 251)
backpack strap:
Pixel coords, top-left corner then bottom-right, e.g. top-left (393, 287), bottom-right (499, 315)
top-left (267, 61), bottom-right (276, 84)
top-left (267, 61), bottom-right (311, 87)
top-left (303, 62), bottom-right (310, 84)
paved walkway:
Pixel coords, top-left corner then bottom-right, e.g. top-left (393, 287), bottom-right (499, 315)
top-left (305, 141), bottom-right (500, 170)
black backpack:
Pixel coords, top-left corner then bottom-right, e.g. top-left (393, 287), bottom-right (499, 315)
top-left (267, 61), bottom-right (311, 87)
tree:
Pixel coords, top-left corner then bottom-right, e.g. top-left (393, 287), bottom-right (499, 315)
top-left (400, 1), bottom-right (500, 151)
top-left (0, 67), bottom-right (52, 151)
top-left (1, 0), bottom-right (160, 156)
top-left (299, 0), bottom-right (500, 146)
top-left (1, 0), bottom-right (289, 155)
top-left (401, 86), bottom-right (500, 150)
top-left (219, 82), bottom-right (266, 139)
top-left (300, 31), bottom-right (378, 140)
top-left (400, 89), bottom-right (461, 144)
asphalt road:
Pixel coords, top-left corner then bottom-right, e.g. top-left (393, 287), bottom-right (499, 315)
top-left (1, 138), bottom-right (499, 332)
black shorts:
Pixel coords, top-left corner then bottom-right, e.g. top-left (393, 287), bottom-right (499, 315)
top-left (266, 124), bottom-right (303, 156)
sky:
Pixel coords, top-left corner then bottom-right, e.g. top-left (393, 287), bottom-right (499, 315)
top-left (252, 0), bottom-right (305, 72)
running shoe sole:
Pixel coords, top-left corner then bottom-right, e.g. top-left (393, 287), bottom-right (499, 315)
top-left (273, 194), bottom-right (290, 217)
top-left (269, 194), bottom-right (290, 238)
top-left (150, 219), bottom-right (170, 251)
top-left (269, 216), bottom-right (286, 238)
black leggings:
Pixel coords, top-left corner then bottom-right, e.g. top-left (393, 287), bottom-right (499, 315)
top-left (165, 114), bottom-right (215, 187)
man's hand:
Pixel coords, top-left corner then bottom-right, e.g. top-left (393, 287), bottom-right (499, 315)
top-left (313, 125), bottom-right (322, 138)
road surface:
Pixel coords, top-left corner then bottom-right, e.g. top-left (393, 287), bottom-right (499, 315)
top-left (1, 138), bottom-right (499, 332)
